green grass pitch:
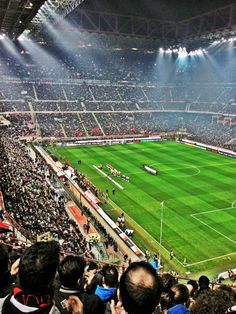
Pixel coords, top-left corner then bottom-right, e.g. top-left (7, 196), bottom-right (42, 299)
top-left (48, 141), bottom-right (236, 274)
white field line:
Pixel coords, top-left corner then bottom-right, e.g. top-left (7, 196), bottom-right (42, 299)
top-left (192, 206), bottom-right (234, 216)
top-left (91, 157), bottom-right (235, 267)
top-left (93, 165), bottom-right (124, 190)
top-left (191, 214), bottom-right (236, 245)
top-left (150, 160), bottom-right (236, 169)
top-left (188, 203), bottom-right (236, 266)
top-left (88, 160), bottom-right (235, 178)
top-left (164, 165), bottom-right (201, 177)
top-left (108, 198), bottom-right (185, 266)
top-left (186, 251), bottom-right (236, 267)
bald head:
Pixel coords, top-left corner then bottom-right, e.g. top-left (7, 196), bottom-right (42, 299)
top-left (119, 261), bottom-right (162, 314)
top-left (129, 266), bottom-right (155, 286)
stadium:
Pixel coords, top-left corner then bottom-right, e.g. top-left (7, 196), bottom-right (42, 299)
top-left (0, 0), bottom-right (236, 313)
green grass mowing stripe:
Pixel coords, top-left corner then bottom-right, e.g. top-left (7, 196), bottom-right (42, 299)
top-left (190, 216), bottom-right (236, 258)
top-left (194, 208), bottom-right (236, 242)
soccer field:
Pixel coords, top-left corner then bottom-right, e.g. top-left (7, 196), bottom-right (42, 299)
top-left (48, 141), bottom-right (236, 273)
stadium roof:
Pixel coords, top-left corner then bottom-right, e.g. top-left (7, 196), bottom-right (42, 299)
top-left (0, 0), bottom-right (236, 43)
top-left (79, 0), bottom-right (236, 22)
top-left (0, 0), bottom-right (86, 39)
top-left (0, 0), bottom-right (46, 39)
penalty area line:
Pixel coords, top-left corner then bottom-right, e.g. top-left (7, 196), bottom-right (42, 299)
top-left (190, 211), bottom-right (236, 247)
top-left (186, 251), bottom-right (236, 267)
top-left (93, 165), bottom-right (124, 190)
top-left (191, 206), bottom-right (234, 216)
top-left (186, 203), bottom-right (236, 266)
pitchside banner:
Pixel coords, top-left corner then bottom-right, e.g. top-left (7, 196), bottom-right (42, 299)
top-left (219, 151), bottom-right (236, 158)
top-left (180, 139), bottom-right (236, 158)
top-left (56, 136), bottom-right (162, 147)
top-left (84, 190), bottom-right (101, 204)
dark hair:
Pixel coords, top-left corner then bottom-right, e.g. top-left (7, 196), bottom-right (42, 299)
top-left (58, 255), bottom-right (86, 288)
top-left (0, 244), bottom-right (9, 274)
top-left (198, 275), bottom-right (210, 288)
top-left (187, 280), bottom-right (198, 294)
top-left (161, 284), bottom-right (189, 310)
top-left (87, 261), bottom-right (98, 271)
top-left (119, 261), bottom-right (162, 314)
top-left (160, 273), bottom-right (176, 293)
top-left (190, 290), bottom-right (233, 314)
top-left (19, 241), bottom-right (60, 293)
top-left (216, 285), bottom-right (236, 303)
top-left (102, 265), bottom-right (118, 288)
top-left (171, 284), bottom-right (189, 304)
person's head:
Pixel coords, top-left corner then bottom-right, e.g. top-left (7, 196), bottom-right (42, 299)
top-left (161, 283), bottom-right (189, 310)
top-left (58, 255), bottom-right (86, 288)
top-left (214, 285), bottom-right (236, 303)
top-left (87, 261), bottom-right (98, 271)
top-left (170, 284), bottom-right (190, 305)
top-left (190, 290), bottom-right (233, 314)
top-left (19, 241), bottom-right (60, 294)
top-left (101, 265), bottom-right (118, 288)
top-left (198, 275), bottom-right (210, 289)
top-left (119, 261), bottom-right (162, 314)
top-left (160, 273), bottom-right (177, 293)
top-left (0, 244), bottom-right (10, 275)
top-left (187, 280), bottom-right (198, 297)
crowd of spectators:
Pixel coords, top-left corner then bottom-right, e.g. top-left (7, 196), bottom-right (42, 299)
top-left (35, 83), bottom-right (66, 101)
top-left (2, 114), bottom-right (36, 138)
top-left (80, 113), bottom-right (103, 136)
top-left (31, 101), bottom-right (84, 112)
top-left (0, 102), bottom-right (30, 112)
top-left (0, 111), bottom-right (234, 150)
top-left (0, 240), bottom-right (236, 314)
top-left (0, 81), bottom-right (235, 114)
top-left (0, 48), bottom-right (235, 148)
top-left (1, 109), bottom-right (235, 150)
top-left (35, 113), bottom-right (86, 138)
top-left (0, 137), bottom-right (91, 256)
top-left (89, 85), bottom-right (121, 101)
top-left (0, 82), bottom-right (34, 100)
top-left (0, 136), bottom-right (121, 257)
top-left (189, 121), bottom-right (235, 149)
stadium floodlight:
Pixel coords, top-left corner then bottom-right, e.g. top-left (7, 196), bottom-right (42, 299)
top-left (22, 0), bottom-right (86, 37)
top-left (0, 34), bottom-right (6, 40)
top-left (178, 47), bottom-right (188, 57)
top-left (211, 35), bottom-right (236, 46)
top-left (166, 48), bottom-right (172, 54)
top-left (162, 45), bottom-right (207, 57)
top-left (213, 40), bottom-right (221, 45)
top-left (187, 48), bottom-right (207, 56)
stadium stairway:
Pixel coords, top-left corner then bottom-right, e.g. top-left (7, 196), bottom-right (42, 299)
top-left (92, 113), bottom-right (105, 136)
top-left (60, 123), bottom-right (67, 137)
top-left (94, 242), bottom-right (109, 261)
top-left (77, 112), bottom-right (89, 136)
